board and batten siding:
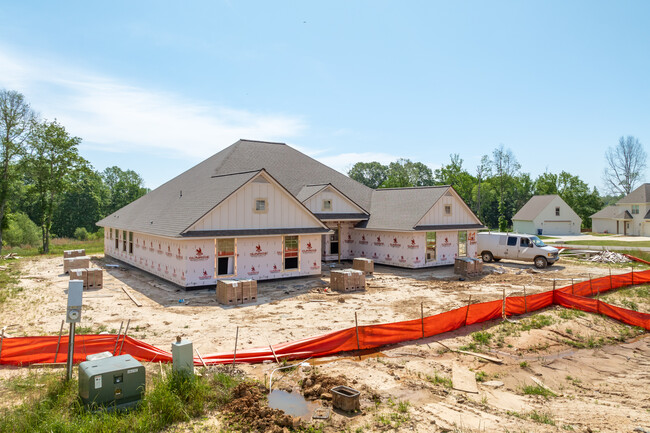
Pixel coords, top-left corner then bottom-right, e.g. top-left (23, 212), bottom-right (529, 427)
top-left (189, 175), bottom-right (321, 231)
top-left (303, 186), bottom-right (365, 214)
top-left (531, 196), bottom-right (581, 235)
top-left (417, 191), bottom-right (481, 226)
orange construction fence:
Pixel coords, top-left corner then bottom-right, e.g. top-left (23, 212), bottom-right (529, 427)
top-left (1, 267), bottom-right (648, 367)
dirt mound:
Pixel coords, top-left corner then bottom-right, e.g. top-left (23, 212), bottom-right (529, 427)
top-left (223, 382), bottom-right (301, 433)
top-left (301, 372), bottom-right (348, 400)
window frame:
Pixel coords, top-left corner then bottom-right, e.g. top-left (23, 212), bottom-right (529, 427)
top-left (122, 230), bottom-right (127, 251)
top-left (458, 230), bottom-right (467, 257)
top-left (215, 238), bottom-right (236, 277)
top-left (444, 204), bottom-right (452, 216)
top-left (426, 232), bottom-right (436, 263)
top-left (632, 205), bottom-right (639, 215)
top-left (128, 232), bottom-right (133, 254)
top-left (322, 199), bottom-right (332, 211)
top-left (555, 207), bottom-right (560, 216)
top-left (283, 235), bottom-right (299, 271)
top-left (254, 198), bottom-right (268, 213)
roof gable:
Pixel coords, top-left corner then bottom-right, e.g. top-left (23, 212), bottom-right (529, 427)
top-left (300, 184), bottom-right (368, 216)
top-left (415, 187), bottom-right (483, 229)
top-left (187, 170), bottom-right (327, 232)
top-left (617, 183), bottom-right (650, 204)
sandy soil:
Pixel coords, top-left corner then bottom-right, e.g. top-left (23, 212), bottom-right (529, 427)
top-left (1, 254), bottom-right (649, 432)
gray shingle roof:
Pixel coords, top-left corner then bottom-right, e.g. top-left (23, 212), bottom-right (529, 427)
top-left (295, 184), bottom-right (328, 202)
top-left (512, 195), bottom-right (559, 221)
top-left (590, 206), bottom-right (633, 220)
top-left (617, 183), bottom-right (650, 204)
top-left (357, 186), bottom-right (453, 231)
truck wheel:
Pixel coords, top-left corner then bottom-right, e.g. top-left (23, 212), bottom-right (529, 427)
top-left (534, 256), bottom-right (548, 269)
top-left (481, 252), bottom-right (494, 263)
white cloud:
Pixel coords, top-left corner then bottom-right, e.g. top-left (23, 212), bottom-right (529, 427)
top-left (0, 46), bottom-right (306, 159)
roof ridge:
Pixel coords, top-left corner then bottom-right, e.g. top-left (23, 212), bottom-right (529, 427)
top-left (239, 138), bottom-right (286, 145)
top-left (210, 169), bottom-right (262, 178)
top-left (375, 185), bottom-right (450, 191)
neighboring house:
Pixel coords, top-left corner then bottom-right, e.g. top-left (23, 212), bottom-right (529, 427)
top-left (512, 195), bottom-right (581, 235)
top-left (97, 139), bottom-right (484, 288)
top-left (591, 183), bottom-right (650, 236)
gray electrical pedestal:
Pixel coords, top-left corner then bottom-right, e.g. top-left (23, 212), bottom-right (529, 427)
top-left (78, 354), bottom-right (145, 411)
top-left (172, 337), bottom-right (194, 376)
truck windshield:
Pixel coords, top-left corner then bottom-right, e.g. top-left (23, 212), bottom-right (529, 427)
top-left (530, 236), bottom-right (546, 247)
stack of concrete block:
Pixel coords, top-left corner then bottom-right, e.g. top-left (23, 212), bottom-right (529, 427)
top-left (63, 256), bottom-right (90, 274)
top-left (330, 269), bottom-right (366, 292)
top-left (217, 279), bottom-right (257, 305)
top-left (68, 267), bottom-right (103, 289)
top-left (352, 258), bottom-right (374, 275)
top-left (64, 249), bottom-right (86, 259)
top-left (471, 258), bottom-right (483, 274)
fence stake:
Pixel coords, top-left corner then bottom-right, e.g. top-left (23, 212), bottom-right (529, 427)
top-left (502, 288), bottom-right (506, 319)
top-left (571, 278), bottom-right (574, 294)
top-left (553, 279), bottom-right (556, 292)
top-left (0, 328), bottom-right (4, 363)
top-left (420, 302), bottom-right (425, 339)
top-left (631, 265), bottom-right (634, 286)
top-left (596, 287), bottom-right (600, 315)
top-left (112, 321), bottom-right (124, 355)
top-left (354, 312), bottom-right (361, 359)
top-left (54, 320), bottom-right (65, 363)
top-left (523, 286), bottom-right (527, 313)
top-left (464, 295), bottom-right (472, 326)
top-left (609, 268), bottom-right (612, 290)
top-left (118, 319), bottom-right (130, 356)
top-left (232, 326), bottom-right (239, 372)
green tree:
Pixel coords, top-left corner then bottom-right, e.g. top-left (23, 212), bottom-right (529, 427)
top-left (0, 90), bottom-right (34, 253)
top-left (102, 166), bottom-right (148, 215)
top-left (433, 154), bottom-right (476, 206)
top-left (382, 159), bottom-right (433, 188)
top-left (348, 161), bottom-right (388, 189)
top-left (26, 119), bottom-right (84, 253)
top-left (491, 145), bottom-right (521, 231)
top-left (52, 168), bottom-right (108, 238)
top-left (474, 154), bottom-right (491, 216)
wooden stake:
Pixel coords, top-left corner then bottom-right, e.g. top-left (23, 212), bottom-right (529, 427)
top-left (113, 321), bottom-right (124, 355)
top-left (570, 279), bottom-right (574, 294)
top-left (523, 286), bottom-right (527, 313)
top-left (232, 326), bottom-right (239, 371)
top-left (631, 265), bottom-right (634, 286)
top-left (502, 288), bottom-right (506, 319)
top-left (553, 279), bottom-right (556, 292)
top-left (588, 274), bottom-right (592, 296)
top-left (0, 327), bottom-right (4, 363)
top-left (265, 334), bottom-right (280, 365)
top-left (118, 319), bottom-right (130, 356)
top-left (420, 302), bottom-right (425, 339)
top-left (609, 268), bottom-right (612, 290)
top-left (354, 312), bottom-right (361, 354)
top-left (54, 320), bottom-right (65, 363)
top-left (464, 295), bottom-right (472, 326)
top-left (195, 348), bottom-right (207, 368)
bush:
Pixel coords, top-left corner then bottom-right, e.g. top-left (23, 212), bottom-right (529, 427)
top-left (74, 227), bottom-right (89, 240)
top-left (90, 227), bottom-right (104, 240)
top-left (3, 212), bottom-right (40, 247)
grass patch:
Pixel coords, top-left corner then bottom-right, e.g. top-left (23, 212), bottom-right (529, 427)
top-left (2, 238), bottom-right (104, 257)
top-left (0, 260), bottom-right (23, 305)
top-left (529, 410), bottom-right (556, 425)
top-left (425, 373), bottom-right (452, 389)
top-left (0, 368), bottom-right (242, 433)
top-left (521, 384), bottom-right (556, 399)
top-left (474, 371), bottom-right (487, 382)
top-left (556, 309), bottom-right (586, 320)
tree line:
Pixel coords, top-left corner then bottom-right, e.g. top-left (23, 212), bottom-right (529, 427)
top-left (348, 140), bottom-right (645, 231)
top-left (0, 89), bottom-right (148, 253)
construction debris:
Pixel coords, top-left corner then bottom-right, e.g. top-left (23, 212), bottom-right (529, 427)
top-left (583, 250), bottom-right (631, 264)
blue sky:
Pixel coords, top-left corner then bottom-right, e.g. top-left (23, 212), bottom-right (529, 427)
top-left (1, 1), bottom-right (649, 192)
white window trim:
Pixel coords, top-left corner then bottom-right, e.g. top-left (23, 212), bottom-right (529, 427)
top-left (322, 199), bottom-right (332, 211)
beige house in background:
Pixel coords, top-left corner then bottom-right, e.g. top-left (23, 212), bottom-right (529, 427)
top-left (512, 195), bottom-right (581, 235)
top-left (591, 183), bottom-right (650, 236)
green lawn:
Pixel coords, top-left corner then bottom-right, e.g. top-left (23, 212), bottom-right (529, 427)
top-left (555, 240), bottom-right (650, 248)
top-left (2, 238), bottom-right (104, 257)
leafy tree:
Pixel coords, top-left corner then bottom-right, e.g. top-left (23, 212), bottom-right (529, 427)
top-left (603, 136), bottom-right (647, 195)
top-left (433, 154), bottom-right (476, 206)
top-left (2, 212), bottom-right (40, 247)
top-left (382, 158), bottom-right (433, 188)
top-left (25, 119), bottom-right (84, 253)
top-left (474, 155), bottom-right (491, 216)
top-left (348, 161), bottom-right (388, 189)
top-left (492, 145), bottom-right (521, 231)
top-left (102, 166), bottom-right (148, 215)
top-left (52, 168), bottom-right (108, 238)
top-left (0, 90), bottom-right (34, 253)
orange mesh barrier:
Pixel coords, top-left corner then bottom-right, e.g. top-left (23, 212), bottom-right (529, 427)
top-left (1, 267), bottom-right (648, 366)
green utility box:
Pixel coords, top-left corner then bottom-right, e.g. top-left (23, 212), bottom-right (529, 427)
top-left (78, 354), bottom-right (145, 410)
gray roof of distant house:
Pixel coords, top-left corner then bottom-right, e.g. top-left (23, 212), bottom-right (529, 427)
top-left (590, 206), bottom-right (633, 220)
top-left (512, 195), bottom-right (558, 221)
top-left (617, 183), bottom-right (650, 204)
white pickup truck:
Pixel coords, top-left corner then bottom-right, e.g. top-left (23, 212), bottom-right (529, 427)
top-left (477, 232), bottom-right (559, 268)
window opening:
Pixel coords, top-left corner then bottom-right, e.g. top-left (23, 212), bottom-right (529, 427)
top-left (323, 199), bottom-right (332, 211)
top-left (255, 199), bottom-right (267, 212)
top-left (458, 231), bottom-right (467, 257)
top-left (217, 238), bottom-right (235, 276)
top-left (444, 204), bottom-right (451, 215)
top-left (555, 207), bottom-right (560, 216)
top-left (329, 229), bottom-right (339, 255)
top-left (122, 230), bottom-right (127, 251)
top-left (128, 232), bottom-right (133, 254)
top-left (284, 236), bottom-right (299, 270)
top-left (426, 232), bottom-right (436, 262)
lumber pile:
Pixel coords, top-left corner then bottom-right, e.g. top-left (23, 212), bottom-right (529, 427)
top-left (584, 250), bottom-right (631, 264)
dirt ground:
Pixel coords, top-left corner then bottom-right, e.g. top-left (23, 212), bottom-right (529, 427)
top-left (1, 254), bottom-right (649, 432)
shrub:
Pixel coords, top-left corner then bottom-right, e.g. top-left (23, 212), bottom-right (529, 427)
top-left (3, 212), bottom-right (40, 247)
top-left (74, 227), bottom-right (89, 241)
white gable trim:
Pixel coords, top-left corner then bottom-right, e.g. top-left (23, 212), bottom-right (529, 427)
top-left (302, 183), bottom-right (368, 214)
top-left (414, 187), bottom-right (482, 227)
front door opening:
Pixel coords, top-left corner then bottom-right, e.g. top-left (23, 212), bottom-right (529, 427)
top-left (216, 238), bottom-right (235, 276)
top-left (329, 229), bottom-right (339, 255)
